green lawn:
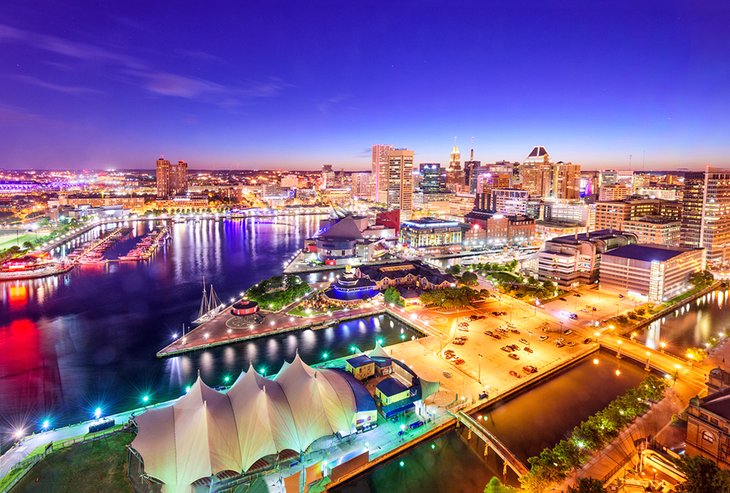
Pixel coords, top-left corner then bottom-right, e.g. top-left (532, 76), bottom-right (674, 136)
top-left (0, 233), bottom-right (34, 250)
top-left (11, 431), bottom-right (135, 493)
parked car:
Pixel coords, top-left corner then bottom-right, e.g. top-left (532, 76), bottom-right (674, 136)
top-left (583, 338), bottom-right (593, 344)
top-left (510, 329), bottom-right (520, 334)
top-left (524, 346), bottom-right (534, 353)
top-left (563, 329), bottom-right (573, 335)
top-left (509, 344), bottom-right (520, 351)
top-left (567, 341), bottom-right (576, 347)
top-left (523, 365), bottom-right (538, 374)
top-left (569, 313), bottom-right (578, 320)
top-left (574, 293), bottom-right (581, 297)
top-left (555, 342), bottom-right (565, 348)
top-left (559, 297), bottom-right (567, 302)
top-left (519, 338), bottom-right (529, 345)
top-left (454, 358), bottom-right (465, 365)
top-left (539, 335), bottom-right (549, 341)
top-left (509, 370), bottom-right (521, 378)
top-left (484, 330), bottom-right (494, 336)
top-left (508, 353), bottom-right (520, 360)
top-left (501, 346), bottom-right (513, 352)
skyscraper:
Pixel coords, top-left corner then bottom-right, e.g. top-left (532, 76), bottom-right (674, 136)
top-left (518, 147), bottom-right (552, 198)
top-left (419, 163), bottom-right (447, 194)
top-left (321, 164), bottom-right (335, 189)
top-left (552, 161), bottom-right (581, 200)
top-left (156, 157), bottom-right (189, 198)
top-left (446, 145), bottom-right (464, 191)
top-left (681, 167), bottom-right (730, 265)
top-left (351, 172), bottom-right (372, 198)
top-left (156, 158), bottom-right (171, 198)
top-left (386, 149), bottom-right (414, 215)
top-left (463, 148), bottom-right (481, 193)
top-left (371, 144), bottom-right (393, 202)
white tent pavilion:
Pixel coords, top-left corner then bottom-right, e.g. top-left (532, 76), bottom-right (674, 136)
top-left (131, 354), bottom-right (361, 493)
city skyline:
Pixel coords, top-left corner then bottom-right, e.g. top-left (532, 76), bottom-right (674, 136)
top-left (1, 1), bottom-right (729, 170)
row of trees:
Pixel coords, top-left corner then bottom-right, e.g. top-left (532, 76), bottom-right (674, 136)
top-left (521, 375), bottom-right (668, 492)
top-left (689, 270), bottom-right (715, 290)
top-left (245, 274), bottom-right (311, 311)
top-left (419, 286), bottom-right (481, 309)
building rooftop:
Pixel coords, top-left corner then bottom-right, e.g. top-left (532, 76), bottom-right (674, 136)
top-left (401, 217), bottom-right (465, 228)
top-left (603, 244), bottom-right (691, 262)
top-left (626, 215), bottom-right (680, 225)
top-left (346, 355), bottom-right (374, 368)
top-left (699, 386), bottom-right (730, 419)
top-left (550, 229), bottom-right (632, 245)
top-left (376, 377), bottom-right (409, 397)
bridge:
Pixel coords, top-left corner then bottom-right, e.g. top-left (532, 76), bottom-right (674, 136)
top-left (455, 411), bottom-right (529, 477)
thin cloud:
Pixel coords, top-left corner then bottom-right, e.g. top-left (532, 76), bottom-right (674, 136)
top-left (11, 75), bottom-right (103, 95)
top-left (0, 103), bottom-right (45, 124)
top-left (0, 23), bottom-right (290, 109)
top-left (316, 94), bottom-right (350, 114)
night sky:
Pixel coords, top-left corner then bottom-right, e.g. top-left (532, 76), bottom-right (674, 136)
top-left (0, 1), bottom-right (728, 170)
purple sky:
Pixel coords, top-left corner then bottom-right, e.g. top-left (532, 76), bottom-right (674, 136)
top-left (0, 1), bottom-right (729, 170)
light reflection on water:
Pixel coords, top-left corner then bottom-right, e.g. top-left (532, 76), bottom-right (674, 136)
top-left (637, 289), bottom-right (730, 355)
top-left (0, 216), bottom-right (417, 432)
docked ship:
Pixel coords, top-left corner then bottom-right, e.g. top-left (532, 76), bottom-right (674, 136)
top-left (0, 253), bottom-right (73, 280)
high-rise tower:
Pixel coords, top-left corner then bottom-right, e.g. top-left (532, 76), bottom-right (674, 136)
top-left (371, 144), bottom-right (393, 202)
top-left (386, 148), bottom-right (414, 216)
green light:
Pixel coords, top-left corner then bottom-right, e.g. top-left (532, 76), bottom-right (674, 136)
top-left (400, 334), bottom-right (406, 340)
top-left (350, 346), bottom-right (357, 353)
top-left (399, 460), bottom-right (405, 467)
top-left (322, 352), bottom-right (329, 360)
top-left (223, 375), bottom-right (231, 383)
top-left (184, 385), bottom-right (192, 393)
top-left (376, 338), bottom-right (384, 345)
top-left (260, 367), bottom-right (267, 376)
top-left (142, 395), bottom-right (150, 403)
top-left (431, 443), bottom-right (436, 450)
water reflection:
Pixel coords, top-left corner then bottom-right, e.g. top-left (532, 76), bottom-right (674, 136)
top-left (637, 289), bottom-right (730, 356)
top-left (0, 216), bottom-right (417, 433)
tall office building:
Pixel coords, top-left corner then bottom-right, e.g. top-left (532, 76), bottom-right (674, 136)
top-left (681, 168), bottom-right (730, 265)
top-left (463, 148), bottom-right (481, 193)
top-left (419, 163), bottom-right (447, 194)
top-left (387, 149), bottom-right (414, 215)
top-left (446, 145), bottom-right (464, 191)
top-left (552, 161), bottom-right (581, 200)
top-left (156, 157), bottom-right (189, 198)
top-left (518, 146), bottom-right (553, 198)
top-left (371, 144), bottom-right (393, 202)
top-left (351, 172), bottom-right (372, 198)
top-left (321, 164), bottom-right (335, 189)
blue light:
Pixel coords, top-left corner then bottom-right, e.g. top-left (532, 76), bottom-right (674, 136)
top-left (94, 407), bottom-right (102, 419)
top-left (42, 419), bottom-right (50, 430)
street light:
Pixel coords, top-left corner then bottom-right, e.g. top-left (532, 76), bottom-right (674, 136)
top-left (644, 351), bottom-right (651, 371)
top-left (478, 354), bottom-right (483, 384)
top-left (616, 339), bottom-right (623, 359)
top-left (659, 341), bottom-right (666, 354)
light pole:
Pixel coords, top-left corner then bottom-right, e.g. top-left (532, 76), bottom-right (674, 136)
top-left (644, 351), bottom-right (651, 371)
top-left (659, 341), bottom-right (666, 354)
top-left (478, 353), bottom-right (483, 384)
top-left (617, 339), bottom-right (623, 359)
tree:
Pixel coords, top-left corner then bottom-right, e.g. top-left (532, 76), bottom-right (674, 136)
top-left (22, 241), bottom-right (34, 250)
top-left (460, 271), bottom-right (478, 286)
top-left (446, 264), bottom-right (461, 275)
top-left (689, 270), bottom-right (714, 289)
top-left (484, 476), bottom-right (516, 493)
top-left (676, 455), bottom-right (730, 493)
top-left (383, 286), bottom-right (403, 306)
top-left (567, 478), bottom-right (606, 493)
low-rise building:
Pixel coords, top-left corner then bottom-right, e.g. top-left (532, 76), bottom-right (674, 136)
top-left (399, 217), bottom-right (468, 253)
top-left (538, 230), bottom-right (637, 287)
top-left (687, 379), bottom-right (730, 469)
top-left (345, 355), bottom-right (376, 380)
top-left (622, 215), bottom-right (681, 246)
top-left (599, 244), bottom-right (705, 302)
